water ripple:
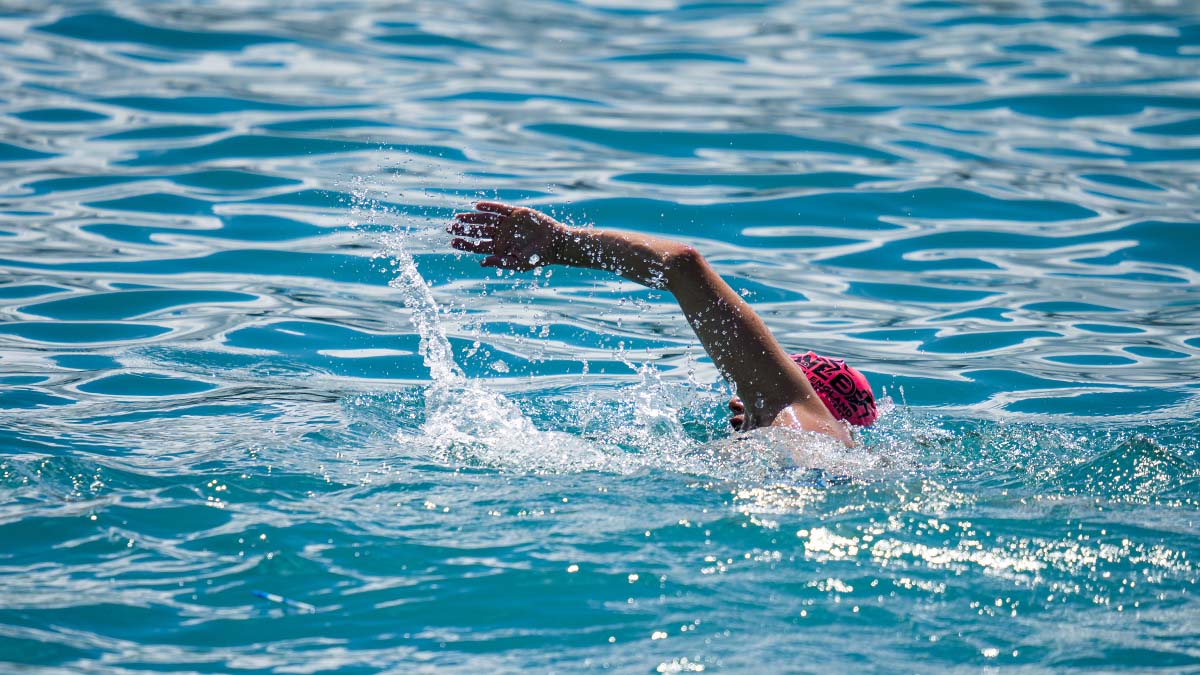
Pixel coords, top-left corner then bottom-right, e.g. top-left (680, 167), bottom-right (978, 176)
top-left (1, 1), bottom-right (1198, 672)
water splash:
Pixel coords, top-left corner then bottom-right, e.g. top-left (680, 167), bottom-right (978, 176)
top-left (384, 240), bottom-right (461, 384)
top-left (349, 183), bottom-right (624, 472)
top-left (348, 176), bottom-right (462, 384)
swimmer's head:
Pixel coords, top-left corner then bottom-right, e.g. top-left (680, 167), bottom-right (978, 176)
top-left (792, 351), bottom-right (877, 427)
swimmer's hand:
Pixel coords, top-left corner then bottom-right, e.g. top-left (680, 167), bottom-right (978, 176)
top-left (728, 396), bottom-right (746, 431)
top-left (448, 201), bottom-right (566, 271)
top-left (448, 202), bottom-right (679, 289)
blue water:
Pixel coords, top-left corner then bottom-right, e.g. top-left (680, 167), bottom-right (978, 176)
top-left (2, 1), bottom-right (1199, 672)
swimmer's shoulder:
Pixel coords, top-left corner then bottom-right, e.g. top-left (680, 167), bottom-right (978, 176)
top-left (769, 401), bottom-right (854, 447)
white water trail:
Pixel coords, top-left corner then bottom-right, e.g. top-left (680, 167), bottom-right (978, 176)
top-left (385, 238), bottom-right (462, 385)
top-left (351, 190), bottom-right (626, 473)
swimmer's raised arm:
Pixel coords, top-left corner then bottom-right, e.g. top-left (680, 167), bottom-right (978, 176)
top-left (449, 202), bottom-right (851, 444)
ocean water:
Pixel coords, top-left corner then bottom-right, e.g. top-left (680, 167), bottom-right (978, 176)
top-left (1, 0), bottom-right (1198, 672)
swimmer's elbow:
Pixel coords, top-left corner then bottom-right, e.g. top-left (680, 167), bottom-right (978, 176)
top-left (663, 244), bottom-right (706, 288)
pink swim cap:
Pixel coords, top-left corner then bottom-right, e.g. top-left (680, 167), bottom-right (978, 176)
top-left (791, 351), bottom-right (877, 427)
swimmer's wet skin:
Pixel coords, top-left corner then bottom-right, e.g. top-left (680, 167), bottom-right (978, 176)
top-left (448, 201), bottom-right (877, 447)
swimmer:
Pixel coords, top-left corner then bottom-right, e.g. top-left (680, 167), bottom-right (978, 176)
top-left (448, 202), bottom-right (877, 446)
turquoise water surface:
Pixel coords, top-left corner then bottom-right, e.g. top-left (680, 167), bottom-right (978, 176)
top-left (2, 1), bottom-right (1198, 672)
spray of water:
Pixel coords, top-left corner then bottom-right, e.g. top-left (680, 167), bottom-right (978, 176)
top-left (346, 185), bottom-right (622, 472)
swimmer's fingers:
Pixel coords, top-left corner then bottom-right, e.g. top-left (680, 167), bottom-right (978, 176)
top-left (474, 202), bottom-right (563, 230)
top-left (450, 237), bottom-right (494, 254)
top-left (454, 211), bottom-right (502, 225)
top-left (475, 201), bottom-right (519, 215)
top-left (447, 219), bottom-right (496, 237)
top-left (728, 396), bottom-right (745, 431)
